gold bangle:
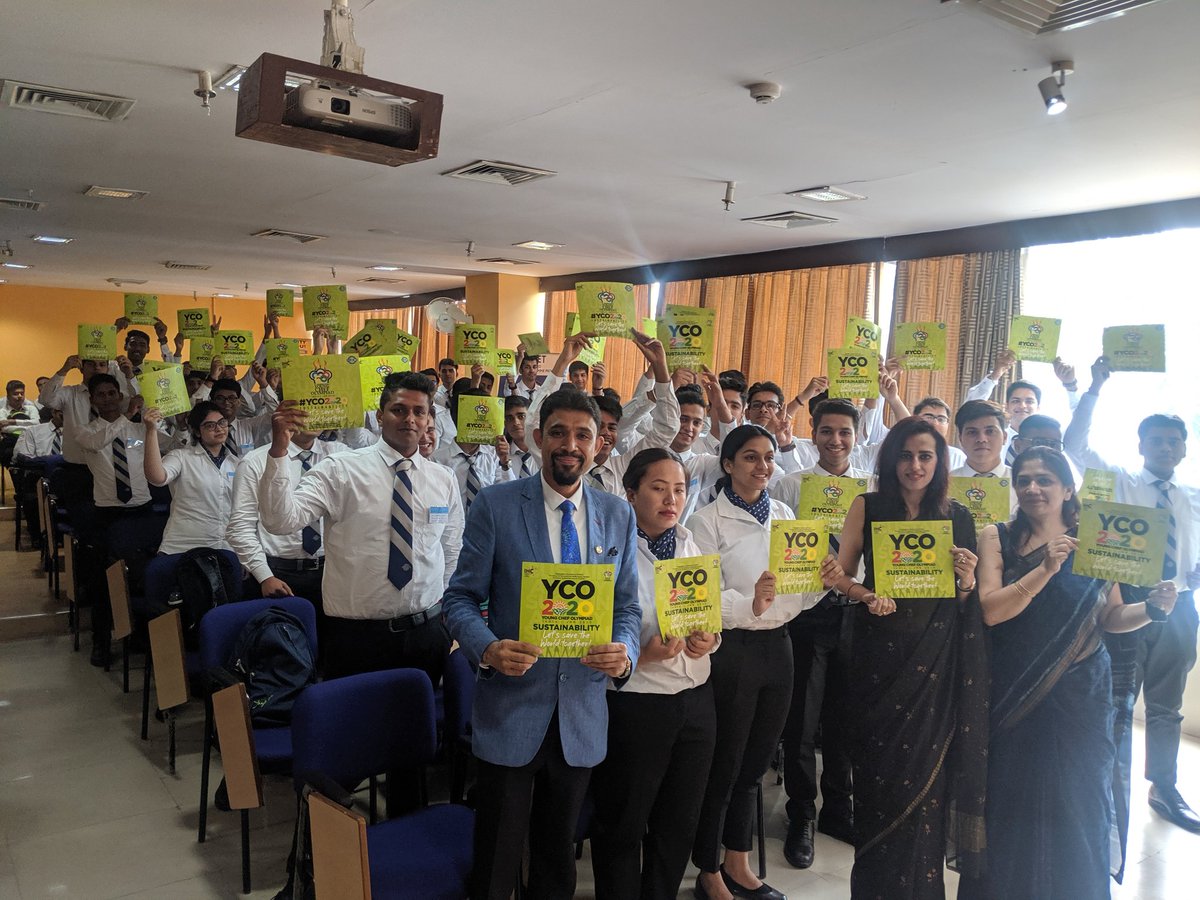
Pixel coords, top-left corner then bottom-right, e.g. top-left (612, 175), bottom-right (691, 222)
top-left (1013, 580), bottom-right (1032, 598)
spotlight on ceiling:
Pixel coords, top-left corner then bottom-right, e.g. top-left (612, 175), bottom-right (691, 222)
top-left (1038, 60), bottom-right (1073, 116)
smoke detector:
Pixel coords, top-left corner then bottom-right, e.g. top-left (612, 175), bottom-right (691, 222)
top-left (747, 82), bottom-right (782, 105)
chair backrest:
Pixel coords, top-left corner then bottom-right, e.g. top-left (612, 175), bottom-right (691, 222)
top-left (292, 669), bottom-right (437, 793)
top-left (442, 649), bottom-right (475, 742)
top-left (144, 548), bottom-right (242, 609)
top-left (147, 609), bottom-right (189, 710)
top-left (308, 791), bottom-right (371, 900)
top-left (197, 596), bottom-right (317, 672)
top-left (107, 559), bottom-right (133, 640)
top-left (212, 683), bottom-right (264, 810)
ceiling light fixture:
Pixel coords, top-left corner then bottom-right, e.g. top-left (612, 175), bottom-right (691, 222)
top-left (83, 185), bottom-right (148, 200)
top-left (722, 181), bottom-right (736, 212)
top-left (512, 240), bottom-right (564, 251)
top-left (2, 262), bottom-right (33, 269)
top-left (1038, 60), bottom-right (1073, 116)
top-left (275, 282), bottom-right (303, 288)
top-left (787, 185), bottom-right (867, 203)
top-left (106, 277), bottom-right (147, 286)
top-left (367, 264), bottom-right (405, 271)
top-left (214, 292), bottom-right (236, 298)
top-left (32, 234), bottom-right (74, 244)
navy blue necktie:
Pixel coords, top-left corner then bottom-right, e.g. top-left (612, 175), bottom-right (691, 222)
top-left (112, 437), bottom-right (133, 503)
top-left (389, 458), bottom-right (415, 590)
top-left (298, 450), bottom-right (322, 556)
top-left (1155, 479), bottom-right (1178, 581)
top-left (559, 499), bottom-right (581, 564)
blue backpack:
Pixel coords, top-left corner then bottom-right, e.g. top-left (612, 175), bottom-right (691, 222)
top-left (225, 607), bottom-right (316, 727)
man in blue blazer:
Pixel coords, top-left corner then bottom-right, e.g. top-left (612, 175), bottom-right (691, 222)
top-left (444, 359), bottom-right (642, 900)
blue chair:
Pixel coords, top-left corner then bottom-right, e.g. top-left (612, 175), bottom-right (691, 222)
top-left (294, 669), bottom-right (473, 900)
top-left (442, 648), bottom-right (475, 802)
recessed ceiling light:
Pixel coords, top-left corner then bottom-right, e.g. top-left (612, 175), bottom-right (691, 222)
top-left (32, 234), bottom-right (73, 244)
top-left (214, 292), bottom-right (236, 298)
top-left (512, 240), bottom-right (564, 251)
top-left (786, 185), bottom-right (867, 203)
top-left (83, 185), bottom-right (148, 200)
top-left (0, 279), bottom-right (7, 284)
top-left (367, 264), bottom-right (405, 272)
top-left (275, 282), bottom-right (303, 288)
top-left (2, 262), bottom-right (33, 269)
top-left (400, 294), bottom-right (411, 298)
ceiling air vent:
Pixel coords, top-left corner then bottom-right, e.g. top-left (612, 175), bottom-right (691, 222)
top-left (163, 261), bottom-right (211, 271)
top-left (476, 257), bottom-right (537, 266)
top-left (0, 196), bottom-right (47, 212)
top-left (251, 228), bottom-right (327, 244)
top-left (0, 80), bottom-right (135, 122)
top-left (358, 276), bottom-right (407, 284)
top-left (741, 211), bottom-right (837, 229)
top-left (442, 160), bottom-right (557, 186)
top-left (944, 0), bottom-right (1169, 34)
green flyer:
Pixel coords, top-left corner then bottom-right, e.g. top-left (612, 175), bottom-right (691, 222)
top-left (77, 323), bottom-right (118, 362)
top-left (302, 284), bottom-right (350, 338)
top-left (282, 354), bottom-right (364, 430)
top-left (189, 337), bottom-right (217, 371)
top-left (454, 323), bottom-right (495, 366)
top-left (518, 332), bottom-right (550, 356)
top-left (844, 315), bottom-right (881, 351)
top-left (345, 320), bottom-right (398, 357)
top-left (358, 354), bottom-right (412, 410)
top-left (769, 520), bottom-right (828, 593)
top-left (566, 312), bottom-right (605, 366)
top-left (123, 293), bottom-right (158, 326)
top-left (456, 395), bottom-right (504, 445)
top-left (138, 360), bottom-right (190, 417)
top-left (396, 327), bottom-right (420, 360)
top-left (1080, 468), bottom-right (1117, 503)
top-left (266, 338), bottom-right (301, 371)
top-left (1103, 324), bottom-right (1166, 372)
top-left (653, 554), bottom-right (722, 638)
top-left (177, 307), bottom-right (210, 340)
top-left (950, 476), bottom-right (1012, 533)
top-left (519, 562), bottom-right (615, 657)
top-left (266, 288), bottom-right (295, 319)
top-left (493, 348), bottom-right (517, 378)
top-left (894, 322), bottom-right (947, 371)
top-left (827, 347), bottom-right (880, 399)
top-left (1072, 499), bottom-right (1168, 587)
top-left (657, 305), bottom-right (716, 372)
top-left (641, 317), bottom-right (658, 338)
top-left (796, 475), bottom-right (870, 534)
top-left (1008, 315), bottom-right (1062, 363)
top-left (870, 520), bottom-right (956, 598)
top-left (215, 330), bottom-right (255, 366)
top-left (576, 282), bottom-right (636, 338)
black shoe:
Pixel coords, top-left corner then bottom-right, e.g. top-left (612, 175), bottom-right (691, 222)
top-left (214, 777), bottom-right (231, 812)
top-left (720, 865), bottom-right (787, 900)
top-left (694, 874), bottom-right (715, 900)
top-left (1149, 784), bottom-right (1200, 833)
top-left (817, 814), bottom-right (856, 845)
top-left (784, 818), bottom-right (815, 868)
top-left (89, 641), bottom-right (109, 667)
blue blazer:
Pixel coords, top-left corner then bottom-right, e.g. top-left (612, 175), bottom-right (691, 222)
top-left (443, 474), bottom-right (641, 767)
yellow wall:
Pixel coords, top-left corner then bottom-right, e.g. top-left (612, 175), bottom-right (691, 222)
top-left (0, 284), bottom-right (310, 387)
top-left (464, 274), bottom-right (543, 350)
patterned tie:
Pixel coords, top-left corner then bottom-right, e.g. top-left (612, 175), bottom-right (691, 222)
top-left (1154, 479), bottom-right (1178, 581)
top-left (590, 466), bottom-right (605, 490)
top-left (388, 458), bottom-right (416, 590)
top-left (51, 429), bottom-right (62, 455)
top-left (464, 455), bottom-right (481, 508)
top-left (518, 451), bottom-right (532, 478)
top-left (297, 450), bottom-right (322, 556)
top-left (112, 437), bottom-right (133, 503)
top-left (224, 430), bottom-right (241, 458)
top-left (559, 499), bottom-right (581, 564)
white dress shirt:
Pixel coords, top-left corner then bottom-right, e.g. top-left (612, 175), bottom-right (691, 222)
top-left (76, 416), bottom-right (152, 507)
top-left (14, 422), bottom-right (63, 459)
top-left (259, 440), bottom-right (464, 619)
top-left (39, 368), bottom-right (135, 464)
top-left (157, 445), bottom-right (239, 553)
top-left (0, 400), bottom-right (40, 434)
top-left (432, 442), bottom-right (515, 503)
top-left (541, 476), bottom-right (589, 563)
top-left (227, 440), bottom-right (349, 582)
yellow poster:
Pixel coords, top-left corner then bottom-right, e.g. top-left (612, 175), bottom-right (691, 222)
top-left (345, 320), bottom-right (398, 357)
top-left (454, 323), bottom-right (495, 366)
top-left (266, 338), bottom-right (301, 371)
top-left (358, 354), bottom-right (412, 411)
top-left (1103, 325), bottom-right (1166, 373)
top-left (845, 316), bottom-right (881, 351)
top-left (215, 330), bottom-right (255, 366)
top-left (769, 520), bottom-right (828, 593)
top-left (456, 395), bottom-right (504, 445)
top-left (396, 328), bottom-right (420, 361)
top-left (658, 305), bottom-right (716, 372)
top-left (566, 312), bottom-right (606, 367)
top-left (1080, 468), bottom-right (1116, 503)
top-left (138, 360), bottom-right (190, 417)
top-left (189, 337), bottom-right (217, 371)
top-left (302, 284), bottom-right (350, 338)
top-left (518, 332), bottom-right (551, 356)
top-left (281, 354), bottom-right (364, 430)
top-left (77, 323), bottom-right (118, 362)
top-left (1008, 315), bottom-right (1062, 363)
top-left (641, 317), bottom-right (658, 338)
top-left (123, 293), bottom-right (159, 326)
top-left (1072, 500), bottom-right (1168, 587)
top-left (796, 475), bottom-right (870, 534)
top-left (576, 282), bottom-right (637, 338)
top-left (950, 476), bottom-right (1012, 533)
top-left (519, 562), bottom-right (615, 657)
top-left (266, 288), bottom-right (294, 319)
top-left (653, 555), bottom-right (722, 638)
top-left (894, 322), bottom-right (948, 371)
top-left (870, 520), bottom-right (956, 598)
top-left (492, 348), bottom-right (517, 378)
top-left (826, 348), bottom-right (880, 399)
top-left (177, 307), bottom-right (210, 340)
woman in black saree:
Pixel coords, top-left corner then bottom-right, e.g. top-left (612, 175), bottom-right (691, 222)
top-left (832, 417), bottom-right (989, 899)
top-left (958, 448), bottom-right (1177, 900)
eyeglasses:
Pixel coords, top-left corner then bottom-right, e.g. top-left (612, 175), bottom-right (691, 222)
top-left (200, 420), bottom-right (230, 431)
top-left (1026, 437), bottom-right (1062, 449)
top-left (919, 413), bottom-right (950, 424)
top-left (748, 400), bottom-right (782, 412)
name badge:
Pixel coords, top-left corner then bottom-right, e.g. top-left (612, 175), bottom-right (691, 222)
top-left (429, 506), bottom-right (449, 524)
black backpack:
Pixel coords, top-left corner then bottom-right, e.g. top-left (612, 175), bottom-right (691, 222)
top-left (224, 607), bottom-right (316, 728)
top-left (168, 548), bottom-right (240, 650)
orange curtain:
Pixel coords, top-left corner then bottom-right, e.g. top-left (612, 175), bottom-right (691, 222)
top-left (345, 306), bottom-right (452, 372)
top-left (886, 255), bottom-right (967, 412)
top-left (542, 286), bottom-right (651, 398)
top-left (662, 280), bottom-right (701, 309)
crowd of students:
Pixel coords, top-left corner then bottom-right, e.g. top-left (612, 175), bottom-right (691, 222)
top-left (4, 312), bottom-right (1197, 900)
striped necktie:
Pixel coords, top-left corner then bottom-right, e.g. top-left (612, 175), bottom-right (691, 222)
top-left (297, 450), bottom-right (322, 556)
top-left (112, 437), bottom-right (133, 503)
top-left (51, 429), bottom-right (62, 455)
top-left (518, 450), bottom-right (532, 477)
top-left (590, 466), bottom-right (605, 490)
top-left (388, 458), bottom-right (415, 590)
top-left (1154, 479), bottom-right (1178, 581)
top-left (463, 454), bottom-right (481, 508)
top-left (224, 430), bottom-right (241, 458)
top-left (559, 499), bottom-right (581, 564)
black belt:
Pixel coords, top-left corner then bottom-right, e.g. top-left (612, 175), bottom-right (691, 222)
top-left (387, 602), bottom-right (442, 632)
top-left (267, 555), bottom-right (324, 573)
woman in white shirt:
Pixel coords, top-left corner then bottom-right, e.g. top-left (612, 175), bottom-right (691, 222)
top-left (590, 448), bottom-right (719, 900)
top-left (688, 425), bottom-right (838, 900)
top-left (143, 401), bottom-right (239, 555)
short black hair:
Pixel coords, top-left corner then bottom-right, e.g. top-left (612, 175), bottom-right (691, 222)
top-left (807, 390), bottom-right (830, 418)
top-left (6, 379), bottom-right (24, 392)
top-left (913, 396), bottom-right (950, 417)
top-left (380, 371), bottom-right (435, 410)
top-left (601, 387), bottom-right (621, 404)
top-left (594, 393), bottom-right (623, 423)
top-left (86, 373), bottom-right (121, 394)
top-left (210, 378), bottom-right (242, 397)
top-left (676, 385), bottom-right (706, 409)
top-left (568, 361), bottom-right (589, 376)
top-left (438, 357), bottom-right (457, 369)
top-left (521, 354), bottom-right (542, 366)
top-left (450, 386), bottom-right (488, 426)
top-left (1018, 413), bottom-right (1061, 436)
top-left (419, 367), bottom-right (437, 378)
top-left (504, 394), bottom-right (530, 412)
top-left (747, 380), bottom-right (784, 406)
top-left (954, 399), bottom-right (1007, 433)
top-left (812, 398), bottom-right (859, 430)
top-left (539, 388), bottom-right (601, 432)
top-left (718, 370), bottom-right (747, 393)
top-left (622, 447), bottom-right (686, 493)
top-left (1138, 414), bottom-right (1187, 442)
top-left (1006, 380), bottom-right (1042, 404)
top-left (125, 329), bottom-right (151, 344)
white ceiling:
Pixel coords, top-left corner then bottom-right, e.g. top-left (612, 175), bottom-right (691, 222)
top-left (1, 0), bottom-right (1198, 301)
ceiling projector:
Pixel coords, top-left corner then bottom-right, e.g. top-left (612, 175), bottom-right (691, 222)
top-left (284, 83), bottom-right (415, 138)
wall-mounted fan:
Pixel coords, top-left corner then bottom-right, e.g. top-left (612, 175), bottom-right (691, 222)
top-left (424, 298), bottom-right (472, 334)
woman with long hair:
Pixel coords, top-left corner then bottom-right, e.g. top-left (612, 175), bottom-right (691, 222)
top-left (958, 448), bottom-right (1176, 899)
top-left (830, 416), bottom-right (989, 899)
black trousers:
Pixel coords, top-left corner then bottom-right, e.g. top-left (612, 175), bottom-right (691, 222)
top-left (470, 712), bottom-right (592, 900)
top-left (1135, 590), bottom-right (1199, 787)
top-left (782, 602), bottom-right (853, 824)
top-left (591, 683), bottom-right (717, 900)
top-left (692, 626), bottom-right (793, 873)
top-left (322, 612), bottom-right (450, 687)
